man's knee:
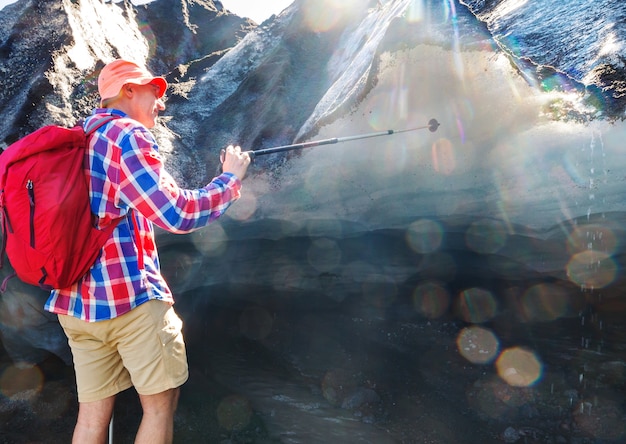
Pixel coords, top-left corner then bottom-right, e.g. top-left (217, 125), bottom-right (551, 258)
top-left (77, 397), bottom-right (116, 424)
top-left (72, 397), bottom-right (116, 443)
top-left (139, 387), bottom-right (180, 416)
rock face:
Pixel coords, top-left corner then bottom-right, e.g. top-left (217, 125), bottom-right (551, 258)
top-left (0, 0), bottom-right (253, 145)
top-left (0, 0), bottom-right (254, 367)
top-left (1, 1), bottom-right (626, 443)
top-left (459, 0), bottom-right (626, 116)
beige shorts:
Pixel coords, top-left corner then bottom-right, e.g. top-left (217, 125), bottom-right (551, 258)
top-left (58, 300), bottom-right (189, 403)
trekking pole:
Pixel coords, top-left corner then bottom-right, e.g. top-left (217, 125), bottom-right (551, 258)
top-left (220, 118), bottom-right (440, 162)
top-left (109, 413), bottom-right (114, 444)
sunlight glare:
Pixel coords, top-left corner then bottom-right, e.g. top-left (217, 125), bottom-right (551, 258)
top-left (457, 325), bottom-right (499, 364)
top-left (566, 250), bottom-right (617, 289)
top-left (307, 238), bottom-right (342, 272)
top-left (302, 0), bottom-right (361, 32)
top-left (217, 394), bottom-right (253, 431)
top-left (521, 283), bottom-right (569, 322)
top-left (412, 280), bottom-right (450, 318)
top-left (599, 31), bottom-right (621, 57)
top-left (431, 138), bottom-right (456, 175)
top-left (189, 222), bottom-right (228, 257)
top-left (456, 287), bottom-right (497, 323)
top-left (496, 347), bottom-right (542, 387)
top-left (0, 365), bottom-right (44, 398)
top-left (566, 225), bottom-right (618, 256)
top-left (406, 0), bottom-right (425, 23)
top-left (465, 219), bottom-right (508, 254)
top-left (226, 191), bottom-right (258, 221)
top-left (406, 219), bottom-right (444, 254)
top-left (493, 0), bottom-right (529, 17)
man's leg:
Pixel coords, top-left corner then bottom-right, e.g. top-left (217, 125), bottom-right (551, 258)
top-left (123, 302), bottom-right (187, 443)
top-left (72, 395), bottom-right (116, 444)
top-left (58, 314), bottom-right (129, 444)
top-left (135, 388), bottom-right (180, 444)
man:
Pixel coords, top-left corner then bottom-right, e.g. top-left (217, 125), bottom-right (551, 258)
top-left (44, 59), bottom-right (251, 443)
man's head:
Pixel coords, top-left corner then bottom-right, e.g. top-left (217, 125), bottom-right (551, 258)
top-left (97, 59), bottom-right (167, 128)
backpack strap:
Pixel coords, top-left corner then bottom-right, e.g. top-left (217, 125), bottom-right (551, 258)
top-left (129, 211), bottom-right (144, 271)
top-left (84, 115), bottom-right (118, 136)
top-left (0, 271), bottom-right (16, 293)
top-left (0, 205), bottom-right (14, 291)
top-left (0, 206), bottom-right (11, 281)
top-left (84, 115), bottom-right (145, 272)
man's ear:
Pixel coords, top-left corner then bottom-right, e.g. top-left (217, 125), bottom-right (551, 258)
top-left (121, 84), bottom-right (133, 98)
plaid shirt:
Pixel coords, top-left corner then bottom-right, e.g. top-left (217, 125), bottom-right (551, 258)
top-left (45, 109), bottom-right (242, 322)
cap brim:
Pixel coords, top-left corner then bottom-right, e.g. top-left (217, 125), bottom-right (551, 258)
top-left (126, 76), bottom-right (168, 98)
top-left (149, 77), bottom-right (168, 98)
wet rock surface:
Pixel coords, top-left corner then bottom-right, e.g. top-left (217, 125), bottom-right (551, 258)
top-left (3, 224), bottom-right (625, 443)
top-left (1, 1), bottom-right (626, 442)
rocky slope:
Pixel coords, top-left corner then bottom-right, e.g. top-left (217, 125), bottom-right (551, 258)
top-left (1, 1), bottom-right (626, 443)
top-left (0, 0), bottom-right (255, 366)
top-left (0, 0), bottom-right (253, 146)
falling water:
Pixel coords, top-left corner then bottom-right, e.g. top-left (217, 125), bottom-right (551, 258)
top-left (578, 128), bottom-right (609, 424)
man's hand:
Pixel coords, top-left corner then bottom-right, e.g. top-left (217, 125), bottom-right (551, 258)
top-left (221, 145), bottom-right (251, 180)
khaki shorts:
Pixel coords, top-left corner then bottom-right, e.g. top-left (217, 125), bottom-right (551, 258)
top-left (58, 300), bottom-right (189, 403)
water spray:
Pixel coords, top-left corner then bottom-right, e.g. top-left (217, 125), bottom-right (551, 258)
top-left (221, 118), bottom-right (440, 163)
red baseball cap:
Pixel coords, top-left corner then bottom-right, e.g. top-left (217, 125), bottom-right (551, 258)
top-left (98, 59), bottom-right (167, 102)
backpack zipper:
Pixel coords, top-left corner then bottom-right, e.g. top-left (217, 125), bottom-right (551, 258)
top-left (27, 179), bottom-right (35, 248)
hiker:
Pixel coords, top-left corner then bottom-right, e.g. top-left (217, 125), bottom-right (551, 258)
top-left (45, 59), bottom-right (251, 443)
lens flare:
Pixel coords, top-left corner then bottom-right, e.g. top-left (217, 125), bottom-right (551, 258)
top-left (465, 219), bottom-right (508, 254)
top-left (406, 219), bottom-right (443, 254)
top-left (453, 103), bottom-right (469, 143)
top-left (302, 0), bottom-right (361, 32)
top-left (566, 250), bottom-right (617, 289)
top-left (304, 161), bottom-right (340, 204)
top-left (272, 263), bottom-right (305, 290)
top-left (431, 138), bottom-right (456, 175)
top-left (216, 394), bottom-right (253, 431)
top-left (521, 283), bottom-right (569, 322)
top-left (566, 224), bottom-right (618, 256)
top-left (189, 223), bottom-right (228, 257)
top-left (307, 238), bottom-right (342, 272)
top-left (306, 218), bottom-right (344, 238)
top-left (362, 273), bottom-right (397, 308)
top-left (412, 280), bottom-right (450, 318)
top-left (366, 87), bottom-right (409, 131)
top-left (573, 397), bottom-right (626, 441)
top-left (456, 325), bottom-right (500, 364)
top-left (137, 19), bottom-right (157, 59)
top-left (456, 287), bottom-right (497, 323)
top-left (227, 191), bottom-right (258, 221)
top-left (466, 376), bottom-right (535, 420)
top-left (496, 347), bottom-right (542, 387)
top-left (0, 365), bottom-right (44, 398)
top-left (406, 0), bottom-right (426, 23)
top-left (158, 247), bottom-right (201, 293)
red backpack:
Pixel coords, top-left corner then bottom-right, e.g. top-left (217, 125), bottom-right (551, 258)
top-left (0, 117), bottom-right (121, 290)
